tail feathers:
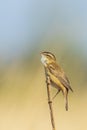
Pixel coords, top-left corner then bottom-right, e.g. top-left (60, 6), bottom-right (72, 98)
top-left (65, 99), bottom-right (68, 111)
top-left (64, 91), bottom-right (68, 111)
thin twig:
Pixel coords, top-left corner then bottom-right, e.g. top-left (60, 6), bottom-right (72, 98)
top-left (45, 68), bottom-right (56, 130)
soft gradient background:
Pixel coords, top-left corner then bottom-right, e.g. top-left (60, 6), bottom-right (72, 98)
top-left (0, 0), bottom-right (87, 130)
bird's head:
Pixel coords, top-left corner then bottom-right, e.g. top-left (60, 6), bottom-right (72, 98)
top-left (41, 51), bottom-right (56, 66)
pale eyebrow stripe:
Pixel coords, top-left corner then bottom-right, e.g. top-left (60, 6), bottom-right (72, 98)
top-left (42, 52), bottom-right (56, 60)
top-left (46, 54), bottom-right (56, 60)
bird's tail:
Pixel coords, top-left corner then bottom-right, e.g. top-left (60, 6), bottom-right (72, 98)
top-left (64, 90), bottom-right (68, 111)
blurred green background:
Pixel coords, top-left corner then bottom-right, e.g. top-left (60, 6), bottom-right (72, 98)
top-left (0, 0), bottom-right (87, 130)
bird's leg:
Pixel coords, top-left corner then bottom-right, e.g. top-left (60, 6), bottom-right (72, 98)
top-left (52, 89), bottom-right (60, 100)
top-left (46, 77), bottom-right (50, 86)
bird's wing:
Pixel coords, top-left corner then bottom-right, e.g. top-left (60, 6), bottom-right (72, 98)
top-left (48, 63), bottom-right (73, 92)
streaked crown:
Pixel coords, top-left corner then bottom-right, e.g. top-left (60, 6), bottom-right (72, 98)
top-left (41, 51), bottom-right (56, 66)
top-left (41, 51), bottom-right (56, 61)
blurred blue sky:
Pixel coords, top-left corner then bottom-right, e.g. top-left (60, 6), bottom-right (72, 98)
top-left (0, 0), bottom-right (87, 60)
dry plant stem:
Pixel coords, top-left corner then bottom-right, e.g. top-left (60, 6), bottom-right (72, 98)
top-left (45, 68), bottom-right (56, 130)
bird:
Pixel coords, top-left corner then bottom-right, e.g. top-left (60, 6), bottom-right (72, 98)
top-left (41, 51), bottom-right (73, 111)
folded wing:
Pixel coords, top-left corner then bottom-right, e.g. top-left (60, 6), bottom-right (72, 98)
top-left (48, 63), bottom-right (73, 92)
